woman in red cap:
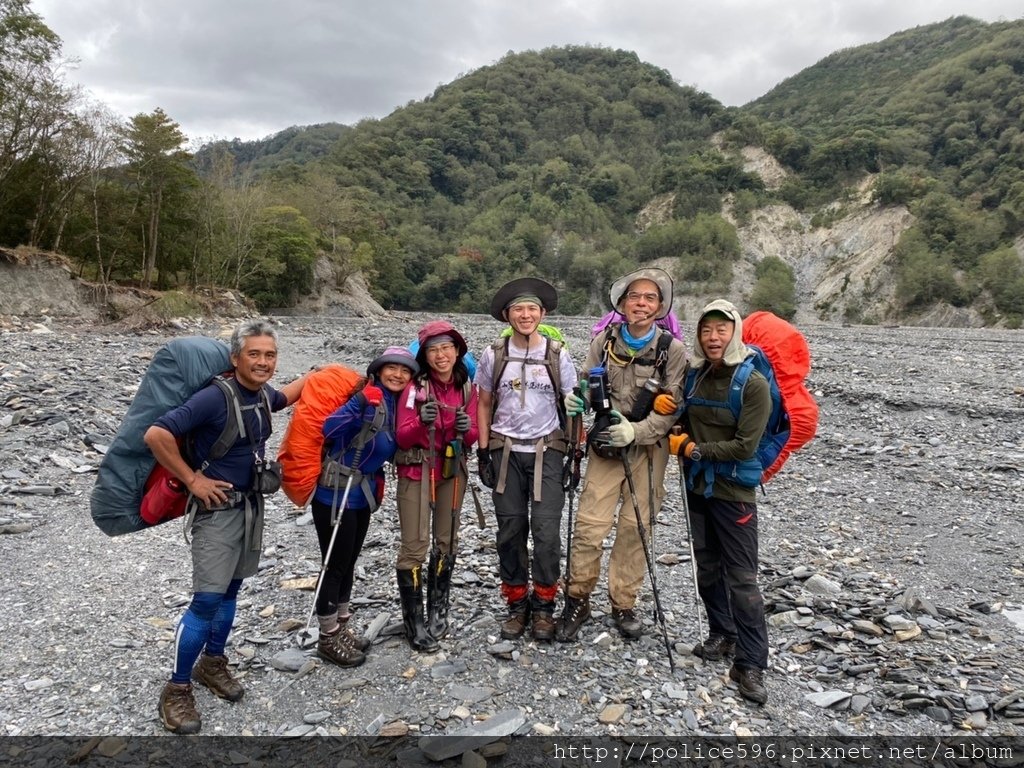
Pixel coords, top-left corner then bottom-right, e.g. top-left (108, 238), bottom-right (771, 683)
top-left (394, 321), bottom-right (479, 652)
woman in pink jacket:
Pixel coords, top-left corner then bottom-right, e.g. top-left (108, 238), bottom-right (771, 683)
top-left (395, 320), bottom-right (479, 652)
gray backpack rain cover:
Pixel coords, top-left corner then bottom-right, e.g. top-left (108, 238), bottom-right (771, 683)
top-left (90, 336), bottom-right (231, 536)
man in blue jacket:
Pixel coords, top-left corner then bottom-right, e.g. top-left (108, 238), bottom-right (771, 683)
top-left (144, 320), bottom-right (307, 734)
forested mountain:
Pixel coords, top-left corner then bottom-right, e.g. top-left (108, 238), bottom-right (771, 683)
top-left (735, 16), bottom-right (1024, 321)
top-left (194, 123), bottom-right (351, 177)
top-left (2, 0), bottom-right (1022, 324)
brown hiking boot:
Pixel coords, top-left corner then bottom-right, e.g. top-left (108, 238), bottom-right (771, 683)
top-left (317, 628), bottom-right (367, 668)
top-left (339, 616), bottom-right (371, 653)
top-left (159, 681), bottom-right (201, 734)
top-left (729, 664), bottom-right (768, 705)
top-left (693, 633), bottom-right (737, 661)
top-left (531, 611), bottom-right (555, 642)
top-left (500, 600), bottom-right (530, 640)
top-left (612, 607), bottom-right (642, 639)
top-left (192, 653), bottom-right (244, 702)
top-left (554, 595), bottom-right (591, 642)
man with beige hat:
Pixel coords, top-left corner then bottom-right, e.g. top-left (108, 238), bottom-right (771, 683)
top-left (556, 267), bottom-right (686, 642)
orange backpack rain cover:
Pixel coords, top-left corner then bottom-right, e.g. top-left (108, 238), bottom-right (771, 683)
top-left (278, 364), bottom-right (363, 506)
top-left (742, 311), bottom-right (819, 482)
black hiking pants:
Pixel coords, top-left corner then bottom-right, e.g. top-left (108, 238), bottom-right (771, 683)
top-left (687, 493), bottom-right (769, 670)
top-left (311, 499), bottom-right (371, 617)
top-left (492, 449), bottom-right (564, 608)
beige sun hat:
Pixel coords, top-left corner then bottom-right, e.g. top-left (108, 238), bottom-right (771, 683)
top-left (608, 267), bottom-right (673, 319)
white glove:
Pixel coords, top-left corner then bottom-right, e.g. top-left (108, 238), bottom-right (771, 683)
top-left (606, 410), bottom-right (635, 447)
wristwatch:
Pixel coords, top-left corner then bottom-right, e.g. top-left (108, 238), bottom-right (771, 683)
top-left (689, 444), bottom-right (702, 461)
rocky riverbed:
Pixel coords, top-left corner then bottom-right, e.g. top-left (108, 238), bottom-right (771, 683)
top-left (1, 312), bottom-right (1023, 745)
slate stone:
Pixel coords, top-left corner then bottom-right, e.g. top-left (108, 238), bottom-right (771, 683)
top-left (418, 710), bottom-right (526, 761)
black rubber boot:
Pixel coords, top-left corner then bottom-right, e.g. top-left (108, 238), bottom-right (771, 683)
top-left (426, 550), bottom-right (454, 640)
top-left (397, 567), bottom-right (439, 653)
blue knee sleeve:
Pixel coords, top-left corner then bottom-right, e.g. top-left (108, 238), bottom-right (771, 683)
top-left (207, 580), bottom-right (242, 657)
top-left (171, 592), bottom-right (223, 684)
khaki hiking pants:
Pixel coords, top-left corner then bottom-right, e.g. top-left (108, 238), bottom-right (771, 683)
top-left (396, 473), bottom-right (466, 570)
top-left (566, 443), bottom-right (668, 610)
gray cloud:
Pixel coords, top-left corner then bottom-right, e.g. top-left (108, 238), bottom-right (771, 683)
top-left (32, 0), bottom-right (1024, 142)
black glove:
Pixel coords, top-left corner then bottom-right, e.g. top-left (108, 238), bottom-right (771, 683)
top-left (477, 447), bottom-right (496, 489)
top-left (455, 407), bottom-right (471, 434)
top-left (419, 401), bottom-right (438, 427)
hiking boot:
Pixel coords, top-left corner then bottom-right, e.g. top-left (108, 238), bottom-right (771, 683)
top-left (500, 599), bottom-right (530, 640)
top-left (192, 653), bottom-right (244, 702)
top-left (693, 633), bottom-right (737, 661)
top-left (158, 681), bottom-right (201, 734)
top-left (317, 627), bottom-right (367, 668)
top-left (531, 611), bottom-right (555, 642)
top-left (319, 626), bottom-right (372, 671)
top-left (729, 664), bottom-right (768, 705)
top-left (339, 616), bottom-right (371, 653)
top-left (612, 607), bottom-right (642, 639)
top-left (554, 595), bottom-right (591, 642)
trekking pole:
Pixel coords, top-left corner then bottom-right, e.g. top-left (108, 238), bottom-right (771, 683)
top-left (562, 389), bottom-right (584, 583)
top-left (298, 410), bottom-right (372, 645)
top-left (673, 428), bottom-right (705, 644)
top-left (448, 421), bottom-right (468, 556)
top-left (647, 452), bottom-right (658, 589)
top-left (620, 448), bottom-right (676, 674)
top-left (428, 420), bottom-right (437, 547)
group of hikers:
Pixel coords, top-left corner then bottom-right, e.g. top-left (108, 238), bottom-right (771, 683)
top-left (146, 266), bottom-right (773, 734)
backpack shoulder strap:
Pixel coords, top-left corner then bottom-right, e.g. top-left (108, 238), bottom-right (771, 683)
top-left (350, 392), bottom-right (386, 452)
top-left (206, 376), bottom-right (245, 463)
top-left (546, 338), bottom-right (567, 430)
top-left (204, 376), bottom-right (274, 465)
top-left (654, 329), bottom-right (673, 380)
top-left (725, 356), bottom-right (756, 421)
top-left (544, 338), bottom-right (564, 395)
top-left (491, 337), bottom-right (510, 394)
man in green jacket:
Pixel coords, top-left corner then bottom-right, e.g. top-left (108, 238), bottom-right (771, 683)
top-left (670, 299), bottom-right (771, 705)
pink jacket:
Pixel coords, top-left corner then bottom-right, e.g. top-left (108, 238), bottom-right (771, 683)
top-left (396, 374), bottom-right (479, 482)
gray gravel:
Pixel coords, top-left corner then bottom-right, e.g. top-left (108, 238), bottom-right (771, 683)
top-left (1, 312), bottom-right (1023, 739)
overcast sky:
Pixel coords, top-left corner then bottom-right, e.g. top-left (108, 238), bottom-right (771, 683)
top-left (32, 0), bottom-right (1023, 146)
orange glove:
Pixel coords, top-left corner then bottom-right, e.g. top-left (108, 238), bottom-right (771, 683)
top-left (669, 432), bottom-right (698, 458)
top-left (653, 393), bottom-right (678, 415)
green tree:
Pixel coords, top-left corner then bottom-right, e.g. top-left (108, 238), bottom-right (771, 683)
top-left (241, 205), bottom-right (316, 308)
top-left (0, 0), bottom-right (79, 246)
top-left (119, 108), bottom-right (195, 288)
top-left (749, 256), bottom-right (797, 319)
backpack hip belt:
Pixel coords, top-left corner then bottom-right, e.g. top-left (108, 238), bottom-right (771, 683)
top-left (488, 429), bottom-right (566, 500)
top-left (182, 492), bottom-right (264, 551)
top-left (318, 457), bottom-right (379, 517)
top-left (394, 447), bottom-right (428, 466)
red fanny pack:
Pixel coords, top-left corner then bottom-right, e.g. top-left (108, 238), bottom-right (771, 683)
top-left (140, 465), bottom-right (189, 526)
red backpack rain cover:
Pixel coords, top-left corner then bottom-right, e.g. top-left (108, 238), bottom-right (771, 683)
top-left (277, 364), bottom-right (363, 506)
top-left (742, 311), bottom-right (819, 482)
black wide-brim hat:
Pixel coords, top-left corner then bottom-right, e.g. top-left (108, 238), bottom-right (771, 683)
top-left (489, 277), bottom-right (558, 322)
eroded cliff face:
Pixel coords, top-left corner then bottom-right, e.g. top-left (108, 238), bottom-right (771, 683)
top-left (727, 198), bottom-right (913, 326)
top-left (0, 248), bottom-right (96, 320)
top-left (650, 143), bottom-right (1005, 327)
top-left (278, 255), bottom-right (386, 317)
